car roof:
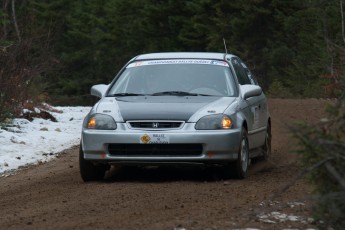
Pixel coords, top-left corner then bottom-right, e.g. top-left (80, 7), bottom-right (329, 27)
top-left (134, 52), bottom-right (237, 61)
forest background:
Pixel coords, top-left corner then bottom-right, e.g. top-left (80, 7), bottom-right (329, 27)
top-left (0, 0), bottom-right (344, 118)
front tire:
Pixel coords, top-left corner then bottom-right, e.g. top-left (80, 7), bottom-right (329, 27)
top-left (233, 128), bottom-right (249, 179)
top-left (261, 123), bottom-right (271, 161)
top-left (223, 128), bottom-right (249, 179)
top-left (79, 144), bottom-right (108, 182)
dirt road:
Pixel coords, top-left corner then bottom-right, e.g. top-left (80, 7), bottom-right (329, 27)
top-left (0, 99), bottom-right (330, 229)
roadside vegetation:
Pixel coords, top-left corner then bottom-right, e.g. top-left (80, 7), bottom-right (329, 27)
top-left (293, 2), bottom-right (344, 229)
top-left (0, 0), bottom-right (344, 228)
top-left (293, 93), bottom-right (344, 229)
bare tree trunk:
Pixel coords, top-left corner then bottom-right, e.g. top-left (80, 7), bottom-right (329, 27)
top-left (2, 0), bottom-right (9, 40)
top-left (11, 0), bottom-right (20, 43)
top-left (341, 0), bottom-right (345, 45)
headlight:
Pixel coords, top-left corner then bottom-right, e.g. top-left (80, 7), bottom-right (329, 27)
top-left (195, 114), bottom-right (232, 130)
top-left (85, 114), bottom-right (117, 130)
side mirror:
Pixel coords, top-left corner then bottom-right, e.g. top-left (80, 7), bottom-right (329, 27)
top-left (90, 84), bottom-right (109, 98)
top-left (240, 85), bottom-right (262, 100)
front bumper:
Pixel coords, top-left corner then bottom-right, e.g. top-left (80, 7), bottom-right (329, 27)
top-left (81, 123), bottom-right (242, 165)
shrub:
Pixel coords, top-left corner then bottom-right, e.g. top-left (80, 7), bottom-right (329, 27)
top-left (267, 80), bottom-right (294, 98)
top-left (0, 38), bottom-right (53, 122)
top-left (294, 95), bottom-right (345, 229)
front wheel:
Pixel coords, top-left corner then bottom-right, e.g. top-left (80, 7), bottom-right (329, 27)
top-left (79, 144), bottom-right (109, 182)
top-left (260, 123), bottom-right (272, 161)
top-left (223, 128), bottom-right (249, 179)
top-left (233, 128), bottom-right (249, 179)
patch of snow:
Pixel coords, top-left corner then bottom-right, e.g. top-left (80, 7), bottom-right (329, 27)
top-left (256, 200), bottom-right (316, 227)
top-left (0, 106), bottom-right (90, 174)
top-left (22, 109), bottom-right (31, 114)
top-left (287, 215), bottom-right (299, 222)
top-left (288, 202), bottom-right (305, 208)
top-left (34, 107), bottom-right (41, 113)
top-left (307, 218), bottom-right (314, 223)
top-left (257, 212), bottom-right (311, 224)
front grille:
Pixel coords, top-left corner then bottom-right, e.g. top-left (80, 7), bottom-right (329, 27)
top-left (108, 144), bottom-right (203, 157)
top-left (127, 121), bottom-right (183, 129)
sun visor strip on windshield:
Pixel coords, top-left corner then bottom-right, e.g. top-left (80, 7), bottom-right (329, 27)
top-left (126, 59), bottom-right (229, 68)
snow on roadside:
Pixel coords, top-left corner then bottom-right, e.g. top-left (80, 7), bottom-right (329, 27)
top-left (255, 200), bottom-right (317, 229)
top-left (0, 106), bottom-right (90, 174)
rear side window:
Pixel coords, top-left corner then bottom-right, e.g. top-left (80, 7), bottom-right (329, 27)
top-left (231, 58), bottom-right (251, 85)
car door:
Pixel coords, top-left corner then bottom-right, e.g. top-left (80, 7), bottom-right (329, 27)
top-left (239, 59), bottom-right (268, 128)
top-left (230, 58), bottom-right (263, 149)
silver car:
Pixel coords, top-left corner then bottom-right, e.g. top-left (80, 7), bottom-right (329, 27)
top-left (80, 52), bottom-right (271, 181)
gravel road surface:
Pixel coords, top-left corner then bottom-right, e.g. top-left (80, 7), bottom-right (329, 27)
top-left (0, 99), bottom-right (330, 229)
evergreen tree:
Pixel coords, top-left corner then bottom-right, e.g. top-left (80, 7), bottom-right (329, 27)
top-left (6, 0), bottom-right (342, 104)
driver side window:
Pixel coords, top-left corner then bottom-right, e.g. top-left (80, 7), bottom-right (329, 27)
top-left (231, 58), bottom-right (251, 85)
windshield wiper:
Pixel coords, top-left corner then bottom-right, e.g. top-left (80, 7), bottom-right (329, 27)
top-left (151, 91), bottom-right (211, 96)
top-left (107, 93), bottom-right (149, 97)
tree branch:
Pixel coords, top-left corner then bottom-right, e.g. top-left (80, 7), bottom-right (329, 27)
top-left (325, 162), bottom-right (345, 191)
top-left (272, 157), bottom-right (335, 200)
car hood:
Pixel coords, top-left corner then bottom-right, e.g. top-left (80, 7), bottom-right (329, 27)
top-left (94, 96), bottom-right (236, 122)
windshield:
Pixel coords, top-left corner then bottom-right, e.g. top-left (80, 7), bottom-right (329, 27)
top-left (107, 59), bottom-right (237, 97)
